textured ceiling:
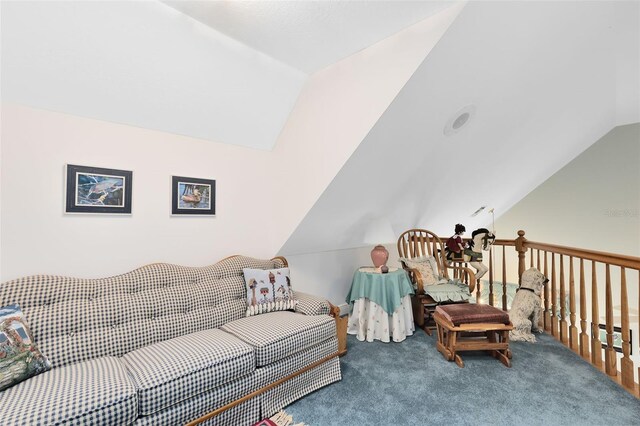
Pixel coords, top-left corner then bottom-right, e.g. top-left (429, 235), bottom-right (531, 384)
top-left (162, 0), bottom-right (455, 73)
top-left (280, 0), bottom-right (640, 255)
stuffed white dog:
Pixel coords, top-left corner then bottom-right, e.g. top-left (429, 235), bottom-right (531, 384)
top-left (509, 268), bottom-right (548, 342)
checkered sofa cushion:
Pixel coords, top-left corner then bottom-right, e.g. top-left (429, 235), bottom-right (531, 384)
top-left (221, 311), bottom-right (336, 366)
top-left (121, 328), bottom-right (255, 416)
top-left (0, 356), bottom-right (137, 425)
top-left (135, 371), bottom-right (260, 426)
top-left (0, 256), bottom-right (284, 368)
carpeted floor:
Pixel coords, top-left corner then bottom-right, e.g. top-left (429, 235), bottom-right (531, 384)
top-left (285, 332), bottom-right (640, 425)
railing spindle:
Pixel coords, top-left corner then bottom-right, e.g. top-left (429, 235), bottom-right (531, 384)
top-left (559, 255), bottom-right (568, 344)
top-left (579, 258), bottom-right (589, 359)
top-left (530, 247), bottom-right (534, 268)
top-left (619, 267), bottom-right (633, 389)
top-left (502, 245), bottom-right (507, 311)
top-left (544, 251), bottom-right (551, 332)
top-left (551, 253), bottom-right (558, 338)
top-left (568, 256), bottom-right (578, 352)
top-left (536, 249), bottom-right (541, 270)
top-left (489, 248), bottom-right (494, 306)
top-left (591, 261), bottom-right (602, 368)
top-left (604, 264), bottom-right (617, 376)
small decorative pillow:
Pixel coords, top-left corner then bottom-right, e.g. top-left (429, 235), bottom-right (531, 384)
top-left (243, 268), bottom-right (297, 316)
top-left (399, 256), bottom-right (439, 286)
top-left (0, 304), bottom-right (52, 391)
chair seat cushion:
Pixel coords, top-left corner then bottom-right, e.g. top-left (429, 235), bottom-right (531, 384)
top-left (424, 280), bottom-right (471, 302)
top-left (0, 356), bottom-right (137, 425)
top-left (121, 328), bottom-right (255, 416)
top-left (221, 311), bottom-right (335, 366)
top-left (436, 304), bottom-right (510, 326)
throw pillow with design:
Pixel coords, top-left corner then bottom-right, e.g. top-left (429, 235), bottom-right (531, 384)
top-left (0, 304), bottom-right (52, 391)
top-left (399, 256), bottom-right (439, 286)
top-left (243, 268), bottom-right (297, 316)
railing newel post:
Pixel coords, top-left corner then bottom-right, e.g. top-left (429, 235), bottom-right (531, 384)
top-left (515, 230), bottom-right (527, 287)
top-left (502, 245), bottom-right (507, 312)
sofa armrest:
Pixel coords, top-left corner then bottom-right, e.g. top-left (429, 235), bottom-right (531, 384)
top-left (294, 291), bottom-right (336, 317)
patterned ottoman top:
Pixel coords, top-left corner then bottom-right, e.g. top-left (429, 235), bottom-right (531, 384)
top-left (436, 304), bottom-right (510, 326)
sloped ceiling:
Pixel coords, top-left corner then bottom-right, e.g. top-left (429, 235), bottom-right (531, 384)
top-left (1, 0), bottom-right (306, 150)
top-left (2, 1), bottom-right (637, 259)
top-left (280, 0), bottom-right (640, 255)
top-left (162, 0), bottom-right (455, 73)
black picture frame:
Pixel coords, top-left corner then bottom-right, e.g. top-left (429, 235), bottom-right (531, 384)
top-left (171, 176), bottom-right (216, 215)
top-left (595, 324), bottom-right (631, 354)
top-left (65, 164), bottom-right (132, 214)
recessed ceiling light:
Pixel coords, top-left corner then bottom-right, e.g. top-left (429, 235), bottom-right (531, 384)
top-left (444, 104), bottom-right (476, 136)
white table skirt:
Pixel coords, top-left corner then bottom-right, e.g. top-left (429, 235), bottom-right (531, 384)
top-left (347, 295), bottom-right (414, 343)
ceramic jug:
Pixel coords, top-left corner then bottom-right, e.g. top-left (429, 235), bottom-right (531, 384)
top-left (370, 245), bottom-right (389, 268)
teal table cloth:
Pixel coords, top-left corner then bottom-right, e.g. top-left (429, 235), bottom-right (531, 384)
top-left (346, 268), bottom-right (415, 314)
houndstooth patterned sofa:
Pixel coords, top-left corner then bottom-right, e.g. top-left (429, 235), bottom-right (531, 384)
top-left (0, 256), bottom-right (341, 425)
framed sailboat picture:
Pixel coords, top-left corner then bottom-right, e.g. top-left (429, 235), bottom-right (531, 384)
top-left (65, 164), bottom-right (133, 214)
top-left (171, 176), bottom-right (216, 216)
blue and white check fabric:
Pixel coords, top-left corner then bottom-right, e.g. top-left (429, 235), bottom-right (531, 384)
top-left (0, 356), bottom-right (137, 425)
top-left (261, 356), bottom-right (342, 419)
top-left (134, 373), bottom-right (259, 426)
top-left (122, 328), bottom-right (255, 416)
top-left (294, 291), bottom-right (331, 316)
top-left (0, 255), bottom-right (340, 425)
top-left (221, 311), bottom-right (336, 366)
top-left (0, 256), bottom-right (283, 368)
top-left (254, 337), bottom-right (338, 388)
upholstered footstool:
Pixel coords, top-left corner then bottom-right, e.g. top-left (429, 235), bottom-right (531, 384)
top-left (434, 304), bottom-right (513, 368)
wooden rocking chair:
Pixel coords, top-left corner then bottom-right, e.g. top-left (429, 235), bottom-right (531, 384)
top-left (397, 229), bottom-right (476, 335)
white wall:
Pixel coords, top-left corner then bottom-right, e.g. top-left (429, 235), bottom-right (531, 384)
top-left (0, 3), bottom-right (459, 283)
top-left (1, 1), bottom-right (306, 151)
top-left (285, 243), bottom-right (401, 307)
top-left (494, 123), bottom-right (640, 257)
top-left (0, 2), bottom-right (463, 287)
top-left (0, 104), bottom-right (280, 281)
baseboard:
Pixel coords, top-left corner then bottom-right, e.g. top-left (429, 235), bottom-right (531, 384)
top-left (338, 303), bottom-right (350, 317)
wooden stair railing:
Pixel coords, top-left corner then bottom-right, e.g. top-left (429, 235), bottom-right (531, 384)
top-left (441, 230), bottom-right (640, 398)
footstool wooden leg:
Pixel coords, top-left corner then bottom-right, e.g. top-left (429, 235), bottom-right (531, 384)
top-left (495, 350), bottom-right (511, 367)
top-left (454, 353), bottom-right (464, 368)
top-left (436, 323), bottom-right (452, 361)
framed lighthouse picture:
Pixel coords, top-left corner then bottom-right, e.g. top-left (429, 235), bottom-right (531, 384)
top-left (171, 175), bottom-right (216, 216)
top-left (65, 164), bottom-right (133, 214)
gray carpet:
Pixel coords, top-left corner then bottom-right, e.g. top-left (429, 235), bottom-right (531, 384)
top-left (285, 332), bottom-right (640, 425)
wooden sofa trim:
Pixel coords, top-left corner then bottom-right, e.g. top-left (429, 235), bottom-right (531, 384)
top-left (186, 351), bottom-right (341, 425)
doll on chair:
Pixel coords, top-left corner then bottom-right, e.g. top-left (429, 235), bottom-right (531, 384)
top-left (445, 224), bottom-right (466, 261)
